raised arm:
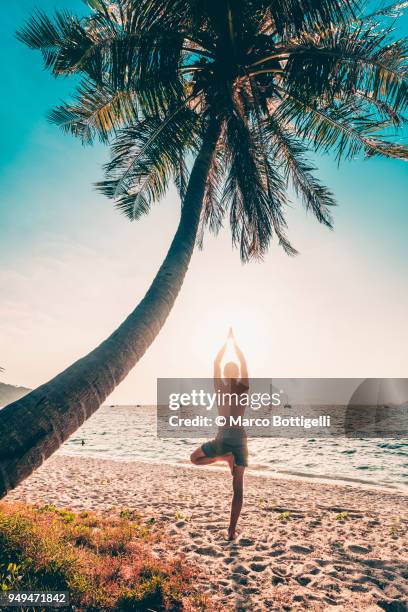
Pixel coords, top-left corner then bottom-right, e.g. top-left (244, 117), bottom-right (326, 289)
top-left (214, 342), bottom-right (227, 380)
top-left (232, 334), bottom-right (249, 388)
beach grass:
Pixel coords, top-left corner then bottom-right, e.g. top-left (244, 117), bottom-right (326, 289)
top-left (0, 501), bottom-right (212, 611)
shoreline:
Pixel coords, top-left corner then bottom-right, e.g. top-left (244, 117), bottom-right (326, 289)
top-left (58, 449), bottom-right (408, 494)
top-left (5, 454), bottom-right (408, 610)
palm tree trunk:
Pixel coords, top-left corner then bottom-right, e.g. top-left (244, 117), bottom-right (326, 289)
top-left (0, 122), bottom-right (220, 498)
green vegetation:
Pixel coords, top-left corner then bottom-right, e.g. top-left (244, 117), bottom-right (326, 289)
top-left (389, 518), bottom-right (404, 537)
top-left (335, 511), bottom-right (349, 521)
top-left (0, 502), bottom-right (211, 610)
top-left (119, 508), bottom-right (142, 522)
top-left (277, 511), bottom-right (291, 521)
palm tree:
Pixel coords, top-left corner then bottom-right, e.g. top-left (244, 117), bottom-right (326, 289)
top-left (0, 0), bottom-right (406, 497)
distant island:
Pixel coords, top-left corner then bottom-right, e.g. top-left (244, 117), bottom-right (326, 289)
top-left (0, 382), bottom-right (31, 407)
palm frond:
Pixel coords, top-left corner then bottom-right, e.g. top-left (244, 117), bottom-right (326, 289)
top-left (105, 99), bottom-right (198, 197)
top-left (363, 0), bottom-right (408, 20)
top-left (222, 104), bottom-right (293, 261)
top-left (197, 138), bottom-right (226, 249)
top-left (267, 115), bottom-right (335, 225)
top-left (17, 8), bottom-right (80, 51)
top-left (97, 106), bottom-right (199, 219)
top-left (49, 82), bottom-right (139, 144)
top-left (16, 9), bottom-right (94, 74)
top-left (173, 152), bottom-right (190, 200)
top-left (351, 89), bottom-right (406, 127)
top-left (17, 5), bottom-right (186, 114)
top-left (19, 0), bottom-right (408, 262)
top-left (98, 170), bottom-right (166, 220)
top-left (279, 23), bottom-right (408, 114)
top-left (275, 88), bottom-right (408, 161)
top-left (261, 0), bottom-right (358, 36)
top-left (249, 81), bottom-right (299, 255)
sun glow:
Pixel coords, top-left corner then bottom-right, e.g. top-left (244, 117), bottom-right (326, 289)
top-left (190, 301), bottom-right (265, 378)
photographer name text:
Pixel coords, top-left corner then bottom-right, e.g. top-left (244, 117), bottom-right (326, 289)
top-left (168, 415), bottom-right (331, 429)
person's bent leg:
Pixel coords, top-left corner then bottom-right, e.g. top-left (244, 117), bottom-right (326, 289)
top-left (190, 447), bottom-right (234, 473)
top-left (190, 447), bottom-right (218, 466)
top-left (228, 465), bottom-right (245, 540)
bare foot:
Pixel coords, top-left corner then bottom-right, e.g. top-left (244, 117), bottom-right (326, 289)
top-left (227, 528), bottom-right (237, 541)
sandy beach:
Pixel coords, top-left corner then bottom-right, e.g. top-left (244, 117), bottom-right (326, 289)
top-left (5, 454), bottom-right (408, 611)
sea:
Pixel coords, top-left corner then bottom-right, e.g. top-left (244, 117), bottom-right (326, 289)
top-left (60, 405), bottom-right (408, 491)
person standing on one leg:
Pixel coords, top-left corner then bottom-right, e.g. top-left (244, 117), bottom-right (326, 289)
top-left (190, 328), bottom-right (249, 540)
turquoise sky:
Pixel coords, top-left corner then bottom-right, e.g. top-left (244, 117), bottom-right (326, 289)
top-left (1, 1), bottom-right (407, 402)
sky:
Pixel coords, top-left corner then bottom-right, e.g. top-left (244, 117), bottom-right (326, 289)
top-left (1, 0), bottom-right (407, 403)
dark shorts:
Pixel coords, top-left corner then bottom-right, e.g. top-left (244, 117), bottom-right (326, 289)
top-left (201, 428), bottom-right (248, 467)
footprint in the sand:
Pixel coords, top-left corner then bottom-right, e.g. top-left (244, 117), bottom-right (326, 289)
top-left (232, 574), bottom-right (248, 586)
top-left (195, 545), bottom-right (223, 557)
top-left (238, 537), bottom-right (255, 547)
top-left (191, 538), bottom-right (204, 545)
top-left (243, 586), bottom-right (260, 595)
top-left (182, 545), bottom-right (193, 552)
top-left (304, 564), bottom-right (320, 575)
top-left (271, 565), bottom-right (289, 578)
top-left (271, 574), bottom-right (287, 585)
top-left (296, 575), bottom-right (312, 586)
top-left (231, 564), bottom-right (250, 575)
top-left (206, 524), bottom-right (224, 531)
top-left (289, 544), bottom-right (314, 555)
top-left (348, 583), bottom-right (370, 593)
top-left (315, 559), bottom-right (335, 567)
top-left (269, 548), bottom-right (285, 557)
top-left (377, 599), bottom-right (407, 612)
top-left (250, 562), bottom-right (268, 573)
top-left (346, 543), bottom-right (372, 554)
